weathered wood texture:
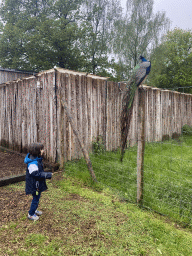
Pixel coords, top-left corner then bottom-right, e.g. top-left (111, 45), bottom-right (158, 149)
top-left (0, 69), bottom-right (57, 162)
top-left (0, 68), bottom-right (192, 164)
top-left (56, 70), bottom-right (107, 164)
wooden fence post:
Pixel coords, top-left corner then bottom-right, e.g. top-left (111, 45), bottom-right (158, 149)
top-left (137, 87), bottom-right (146, 205)
top-left (60, 98), bottom-right (97, 183)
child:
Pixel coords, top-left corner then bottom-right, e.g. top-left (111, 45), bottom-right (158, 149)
top-left (24, 142), bottom-right (52, 221)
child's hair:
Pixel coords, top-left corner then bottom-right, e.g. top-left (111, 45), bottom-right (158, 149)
top-left (28, 143), bottom-right (44, 157)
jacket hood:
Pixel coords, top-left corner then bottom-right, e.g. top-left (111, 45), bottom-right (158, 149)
top-left (24, 153), bottom-right (42, 165)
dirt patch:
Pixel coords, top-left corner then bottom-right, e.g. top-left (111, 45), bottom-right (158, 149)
top-left (0, 171), bottom-right (65, 227)
top-left (65, 193), bottom-right (87, 201)
top-left (0, 187), bottom-right (30, 226)
top-left (0, 150), bottom-right (26, 179)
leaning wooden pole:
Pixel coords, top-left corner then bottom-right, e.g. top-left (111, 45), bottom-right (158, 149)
top-left (60, 99), bottom-right (97, 182)
top-left (137, 87), bottom-right (146, 205)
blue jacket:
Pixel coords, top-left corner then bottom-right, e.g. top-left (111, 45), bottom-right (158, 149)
top-left (24, 153), bottom-right (52, 195)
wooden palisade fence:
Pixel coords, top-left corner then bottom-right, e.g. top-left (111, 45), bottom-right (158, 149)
top-left (0, 67), bottom-right (192, 165)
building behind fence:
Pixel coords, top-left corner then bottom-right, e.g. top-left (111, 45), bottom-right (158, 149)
top-left (0, 67), bottom-right (192, 165)
top-left (0, 67), bottom-right (36, 84)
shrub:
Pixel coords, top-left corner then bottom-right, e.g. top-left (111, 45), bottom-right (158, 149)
top-left (182, 124), bottom-right (192, 135)
top-left (92, 135), bottom-right (105, 154)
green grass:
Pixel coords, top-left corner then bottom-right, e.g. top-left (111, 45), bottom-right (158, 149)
top-left (65, 135), bottom-right (192, 226)
top-left (1, 135), bottom-right (192, 255)
top-left (65, 146), bottom-right (138, 200)
top-left (1, 176), bottom-right (192, 255)
top-left (144, 136), bottom-right (192, 225)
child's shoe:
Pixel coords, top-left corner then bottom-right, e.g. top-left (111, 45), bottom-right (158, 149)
top-left (35, 210), bottom-right (43, 216)
top-left (28, 213), bottom-right (39, 221)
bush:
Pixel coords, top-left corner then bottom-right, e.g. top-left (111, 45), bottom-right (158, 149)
top-left (92, 136), bottom-right (105, 154)
top-left (182, 124), bottom-right (192, 135)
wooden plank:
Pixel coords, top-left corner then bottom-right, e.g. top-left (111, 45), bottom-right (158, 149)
top-left (145, 88), bottom-right (149, 142)
top-left (95, 79), bottom-right (99, 140)
top-left (37, 77), bottom-right (43, 146)
top-left (7, 84), bottom-right (12, 147)
top-left (56, 71), bottom-right (64, 165)
top-left (148, 87), bottom-right (153, 142)
top-left (101, 80), bottom-right (107, 149)
top-left (81, 76), bottom-right (88, 148)
top-left (4, 85), bottom-right (8, 146)
top-left (175, 92), bottom-right (180, 134)
top-left (21, 80), bottom-right (27, 150)
top-left (116, 83), bottom-right (122, 147)
top-left (103, 81), bottom-right (107, 149)
top-left (106, 82), bottom-right (111, 151)
top-left (70, 74), bottom-right (77, 159)
top-left (111, 82), bottom-right (115, 150)
top-left (92, 79), bottom-right (97, 141)
top-left (96, 79), bottom-right (99, 139)
top-left (158, 90), bottom-right (162, 140)
top-left (109, 82), bottom-right (114, 150)
top-left (87, 76), bottom-right (92, 151)
top-left (75, 75), bottom-right (82, 158)
top-left (62, 74), bottom-right (67, 161)
top-left (98, 80), bottom-right (102, 138)
top-left (12, 82), bottom-right (17, 150)
top-left (114, 82), bottom-right (120, 149)
top-left (46, 73), bottom-right (50, 159)
top-left (65, 73), bottom-right (71, 160)
top-left (17, 81), bottom-right (22, 152)
top-left (155, 89), bottom-right (161, 141)
top-left (53, 70), bottom-right (58, 162)
top-left (161, 90), bottom-right (166, 138)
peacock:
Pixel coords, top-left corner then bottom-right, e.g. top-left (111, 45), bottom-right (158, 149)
top-left (120, 56), bottom-right (151, 162)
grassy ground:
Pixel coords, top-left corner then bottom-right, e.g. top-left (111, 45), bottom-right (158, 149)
top-left (144, 136), bottom-right (192, 224)
top-left (1, 173), bottom-right (192, 255)
top-left (65, 135), bottom-right (192, 226)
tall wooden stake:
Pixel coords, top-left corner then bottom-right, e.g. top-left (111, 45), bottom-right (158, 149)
top-left (137, 87), bottom-right (146, 205)
top-left (60, 99), bottom-right (97, 182)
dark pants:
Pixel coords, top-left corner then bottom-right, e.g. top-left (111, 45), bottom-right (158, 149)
top-left (29, 192), bottom-right (41, 216)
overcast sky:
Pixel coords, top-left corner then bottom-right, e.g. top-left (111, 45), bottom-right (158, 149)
top-left (121, 0), bottom-right (192, 31)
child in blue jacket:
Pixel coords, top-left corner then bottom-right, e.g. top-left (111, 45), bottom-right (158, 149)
top-left (24, 143), bottom-right (52, 221)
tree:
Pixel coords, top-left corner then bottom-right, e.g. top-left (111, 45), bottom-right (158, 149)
top-left (112, 0), bottom-right (169, 80)
top-left (79, 0), bottom-right (122, 74)
top-left (0, 0), bottom-right (85, 72)
top-left (149, 29), bottom-right (192, 92)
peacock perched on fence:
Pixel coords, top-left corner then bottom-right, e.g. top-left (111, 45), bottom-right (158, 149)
top-left (120, 56), bottom-right (151, 162)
